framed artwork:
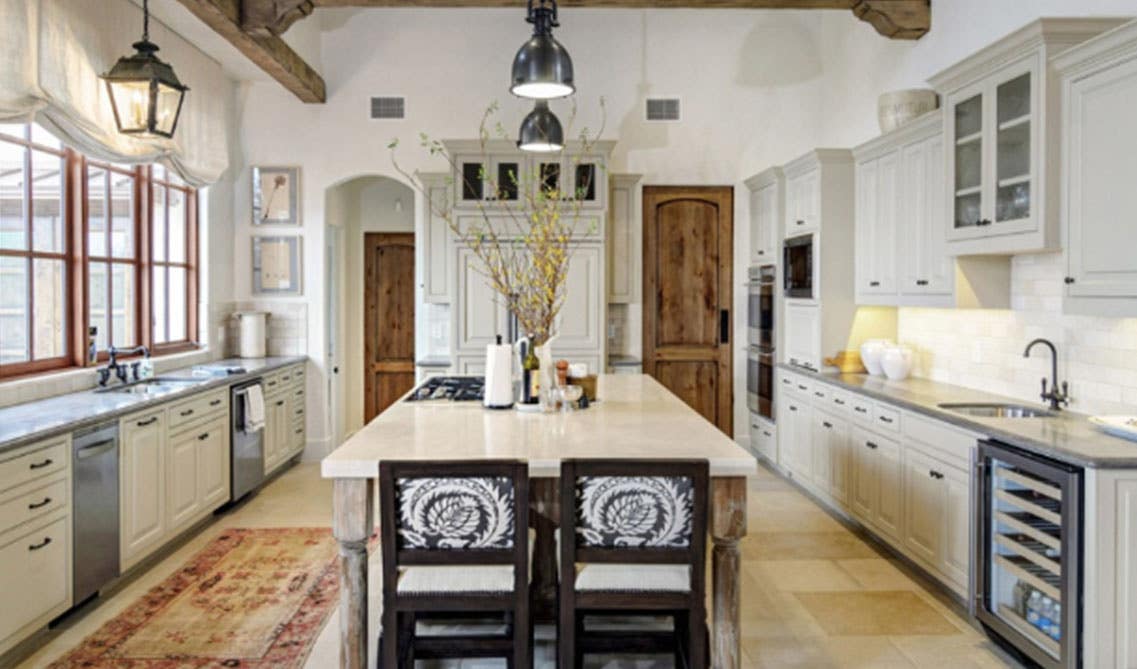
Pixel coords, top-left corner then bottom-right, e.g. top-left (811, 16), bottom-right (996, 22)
top-left (252, 236), bottom-right (303, 295)
top-left (252, 166), bottom-right (300, 225)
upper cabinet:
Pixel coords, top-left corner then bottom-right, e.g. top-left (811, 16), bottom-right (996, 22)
top-left (744, 167), bottom-right (783, 264)
top-left (784, 165), bottom-right (820, 236)
top-left (607, 174), bottom-right (642, 304)
top-left (1054, 19), bottom-right (1137, 316)
top-left (420, 172), bottom-right (451, 304)
top-left (929, 18), bottom-right (1128, 256)
top-left (454, 154), bottom-right (524, 206)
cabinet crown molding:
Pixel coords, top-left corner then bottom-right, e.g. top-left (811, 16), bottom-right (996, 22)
top-left (1052, 18), bottom-right (1137, 76)
top-left (928, 17), bottom-right (1130, 94)
top-left (852, 109), bottom-right (941, 161)
top-left (783, 148), bottom-right (853, 178)
top-left (440, 138), bottom-right (617, 156)
top-left (744, 166), bottom-right (784, 189)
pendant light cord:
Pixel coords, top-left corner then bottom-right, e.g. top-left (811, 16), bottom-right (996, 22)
top-left (142, 0), bottom-right (150, 42)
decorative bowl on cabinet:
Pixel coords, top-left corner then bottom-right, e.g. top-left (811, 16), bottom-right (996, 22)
top-left (877, 89), bottom-right (938, 132)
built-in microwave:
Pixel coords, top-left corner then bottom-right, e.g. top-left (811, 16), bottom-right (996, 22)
top-left (783, 234), bottom-right (814, 299)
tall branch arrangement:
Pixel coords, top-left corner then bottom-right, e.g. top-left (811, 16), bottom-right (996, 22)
top-left (390, 99), bottom-right (606, 347)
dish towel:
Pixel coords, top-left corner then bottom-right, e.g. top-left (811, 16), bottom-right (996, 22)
top-left (244, 384), bottom-right (265, 432)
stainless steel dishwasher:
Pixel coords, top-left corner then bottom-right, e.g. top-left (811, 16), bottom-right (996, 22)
top-left (72, 421), bottom-right (120, 605)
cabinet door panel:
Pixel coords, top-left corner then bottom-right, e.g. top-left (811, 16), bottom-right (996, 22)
top-left (553, 246), bottom-right (602, 350)
top-left (456, 247), bottom-right (507, 351)
top-left (167, 431), bottom-right (199, 530)
top-left (784, 303), bottom-right (820, 371)
top-left (942, 465), bottom-right (971, 588)
top-left (850, 427), bottom-right (877, 522)
top-left (0, 517), bottom-right (69, 643)
top-left (828, 416), bottom-right (850, 507)
top-left (873, 152), bottom-right (899, 294)
top-left (855, 158), bottom-right (879, 294)
top-left (121, 412), bottom-right (166, 565)
top-left (874, 434), bottom-right (904, 542)
top-left (903, 447), bottom-right (942, 565)
top-left (811, 413), bottom-right (833, 493)
top-left (422, 174), bottom-right (451, 304)
top-left (198, 419), bottom-right (229, 510)
top-left (783, 400), bottom-right (810, 480)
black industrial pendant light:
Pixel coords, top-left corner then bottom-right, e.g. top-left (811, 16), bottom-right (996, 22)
top-left (517, 101), bottom-right (564, 153)
top-left (510, 0), bottom-right (574, 100)
top-left (101, 0), bottom-right (189, 139)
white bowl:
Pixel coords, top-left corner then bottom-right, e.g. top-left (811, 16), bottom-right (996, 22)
top-left (881, 346), bottom-right (914, 381)
top-left (860, 339), bottom-right (891, 376)
top-left (878, 89), bottom-right (939, 133)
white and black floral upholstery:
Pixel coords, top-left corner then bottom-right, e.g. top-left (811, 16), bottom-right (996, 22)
top-left (575, 476), bottom-right (694, 548)
top-left (395, 476), bottom-right (516, 550)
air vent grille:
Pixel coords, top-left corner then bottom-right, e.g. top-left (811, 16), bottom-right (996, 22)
top-left (645, 98), bottom-right (681, 122)
top-left (370, 96), bottom-right (406, 120)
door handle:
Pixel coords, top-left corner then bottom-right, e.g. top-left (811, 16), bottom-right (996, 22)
top-left (719, 309), bottom-right (730, 344)
top-left (76, 440), bottom-right (116, 460)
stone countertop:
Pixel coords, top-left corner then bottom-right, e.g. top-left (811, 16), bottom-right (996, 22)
top-left (322, 373), bottom-right (758, 479)
top-left (0, 356), bottom-right (307, 454)
top-left (780, 364), bottom-right (1137, 469)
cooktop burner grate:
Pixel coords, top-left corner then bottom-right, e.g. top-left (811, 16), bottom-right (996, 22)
top-left (406, 376), bottom-right (485, 402)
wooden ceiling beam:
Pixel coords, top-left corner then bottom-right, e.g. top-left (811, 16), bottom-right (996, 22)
top-left (309, 0), bottom-right (929, 39)
top-left (173, 0), bottom-right (327, 102)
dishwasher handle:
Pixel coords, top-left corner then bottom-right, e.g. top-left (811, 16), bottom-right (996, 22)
top-left (76, 439), bottom-right (116, 460)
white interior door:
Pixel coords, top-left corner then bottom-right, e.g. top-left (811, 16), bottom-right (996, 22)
top-left (326, 228), bottom-right (344, 448)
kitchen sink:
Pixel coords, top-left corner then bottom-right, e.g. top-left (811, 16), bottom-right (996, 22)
top-left (96, 378), bottom-right (201, 395)
top-left (937, 402), bottom-right (1055, 418)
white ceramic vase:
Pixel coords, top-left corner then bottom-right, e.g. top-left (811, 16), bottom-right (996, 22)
top-left (881, 345), bottom-right (914, 381)
top-left (877, 89), bottom-right (939, 133)
top-left (860, 339), bottom-right (892, 376)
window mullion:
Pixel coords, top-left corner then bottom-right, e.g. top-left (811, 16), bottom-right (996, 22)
top-left (23, 140), bottom-right (33, 361)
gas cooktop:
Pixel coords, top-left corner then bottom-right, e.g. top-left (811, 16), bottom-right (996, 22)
top-left (405, 376), bottom-right (485, 402)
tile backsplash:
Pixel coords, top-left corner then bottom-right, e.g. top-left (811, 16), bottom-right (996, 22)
top-left (899, 253), bottom-right (1137, 416)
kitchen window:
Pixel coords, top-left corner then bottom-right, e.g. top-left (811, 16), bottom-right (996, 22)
top-left (0, 123), bottom-right (199, 379)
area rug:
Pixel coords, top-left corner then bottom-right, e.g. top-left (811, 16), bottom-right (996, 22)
top-left (49, 527), bottom-right (349, 668)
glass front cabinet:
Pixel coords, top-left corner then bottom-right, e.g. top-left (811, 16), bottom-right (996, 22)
top-left (931, 19), bottom-right (1126, 255)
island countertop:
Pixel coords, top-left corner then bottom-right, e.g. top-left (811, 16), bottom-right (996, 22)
top-left (321, 373), bottom-right (758, 479)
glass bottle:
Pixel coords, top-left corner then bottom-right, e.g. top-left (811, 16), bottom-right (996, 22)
top-left (521, 340), bottom-right (540, 405)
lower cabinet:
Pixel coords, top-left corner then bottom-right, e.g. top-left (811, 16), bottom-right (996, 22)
top-left (120, 408), bottom-right (167, 568)
top-left (264, 365), bottom-right (307, 476)
top-left (0, 515), bottom-right (69, 648)
top-left (814, 410), bottom-right (850, 506)
top-left (903, 442), bottom-right (970, 594)
top-left (850, 426), bottom-right (903, 544)
top-left (166, 416), bottom-right (229, 537)
top-left (780, 397), bottom-right (813, 482)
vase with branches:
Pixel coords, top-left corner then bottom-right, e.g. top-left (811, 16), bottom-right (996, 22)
top-left (389, 99), bottom-right (606, 354)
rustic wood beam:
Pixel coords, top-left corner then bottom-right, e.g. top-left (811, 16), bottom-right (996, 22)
top-left (309, 0), bottom-right (929, 40)
top-left (242, 0), bottom-right (315, 37)
top-left (174, 0), bottom-right (327, 102)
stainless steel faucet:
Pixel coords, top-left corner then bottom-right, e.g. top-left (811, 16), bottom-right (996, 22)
top-left (1023, 338), bottom-right (1070, 411)
top-left (97, 345), bottom-right (151, 387)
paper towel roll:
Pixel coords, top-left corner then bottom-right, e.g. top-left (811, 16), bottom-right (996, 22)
top-left (484, 343), bottom-right (515, 409)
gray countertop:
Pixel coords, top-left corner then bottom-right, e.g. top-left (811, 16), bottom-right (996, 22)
top-left (0, 356), bottom-right (307, 454)
top-left (780, 363), bottom-right (1137, 469)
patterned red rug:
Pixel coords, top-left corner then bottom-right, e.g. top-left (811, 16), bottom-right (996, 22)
top-left (49, 528), bottom-right (349, 668)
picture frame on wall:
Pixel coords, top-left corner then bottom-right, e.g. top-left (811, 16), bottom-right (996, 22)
top-left (252, 165), bottom-right (300, 225)
top-left (252, 235), bottom-right (303, 295)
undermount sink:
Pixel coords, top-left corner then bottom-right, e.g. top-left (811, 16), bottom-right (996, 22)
top-left (96, 378), bottom-right (200, 395)
top-left (937, 402), bottom-right (1055, 419)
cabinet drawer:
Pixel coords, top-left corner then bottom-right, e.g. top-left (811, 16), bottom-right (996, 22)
top-left (0, 515), bottom-right (69, 645)
top-left (873, 404), bottom-right (901, 432)
top-left (850, 397), bottom-right (873, 423)
top-left (809, 384), bottom-right (829, 404)
top-left (0, 439), bottom-right (68, 493)
top-left (262, 371), bottom-right (286, 394)
top-left (903, 411), bottom-right (978, 470)
top-left (290, 417), bottom-right (305, 452)
top-left (828, 388), bottom-right (851, 414)
top-left (168, 388), bottom-right (227, 429)
top-left (0, 476), bottom-right (67, 536)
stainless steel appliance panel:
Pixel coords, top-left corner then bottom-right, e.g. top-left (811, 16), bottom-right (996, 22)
top-left (72, 421), bottom-right (120, 604)
top-left (748, 265), bottom-right (776, 349)
top-left (747, 346), bottom-right (774, 420)
top-left (231, 379), bottom-right (266, 502)
top-left (783, 234), bottom-right (814, 299)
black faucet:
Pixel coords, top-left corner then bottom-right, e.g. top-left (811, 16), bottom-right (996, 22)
top-left (98, 345), bottom-right (151, 386)
top-left (1023, 338), bottom-right (1070, 411)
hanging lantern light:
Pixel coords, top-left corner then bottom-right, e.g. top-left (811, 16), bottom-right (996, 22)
top-left (101, 0), bottom-right (189, 139)
top-left (517, 100), bottom-right (564, 153)
top-left (510, 0), bottom-right (574, 100)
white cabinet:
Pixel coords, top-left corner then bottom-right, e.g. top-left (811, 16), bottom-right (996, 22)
top-left (850, 426), bottom-right (903, 543)
top-left (120, 408), bottom-right (167, 569)
top-left (780, 396), bottom-right (812, 483)
top-left (745, 167), bottom-right (783, 264)
top-left (553, 245), bottom-right (603, 352)
top-left (854, 150), bottom-right (899, 296)
top-left (607, 174), bottom-right (642, 304)
top-left (930, 18), bottom-right (1126, 255)
top-left (420, 172), bottom-right (451, 304)
top-left (749, 414), bottom-right (776, 463)
top-left (814, 410), bottom-right (850, 506)
top-left (902, 442), bottom-right (971, 595)
top-left (784, 303), bottom-right (820, 372)
top-left (785, 167), bottom-right (819, 236)
top-left (899, 130), bottom-right (953, 297)
top-left (455, 246), bottom-right (508, 353)
top-left (167, 416), bottom-right (229, 535)
top-left (166, 428), bottom-right (199, 530)
top-left (264, 389), bottom-right (290, 475)
top-left (1055, 21), bottom-right (1137, 316)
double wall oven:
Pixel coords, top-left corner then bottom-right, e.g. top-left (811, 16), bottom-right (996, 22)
top-left (747, 265), bottom-right (776, 420)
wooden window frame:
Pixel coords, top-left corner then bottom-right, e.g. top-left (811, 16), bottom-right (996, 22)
top-left (0, 123), bottom-right (201, 381)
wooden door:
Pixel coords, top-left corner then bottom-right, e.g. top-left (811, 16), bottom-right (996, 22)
top-left (364, 233), bottom-right (416, 422)
top-left (643, 186), bottom-right (733, 434)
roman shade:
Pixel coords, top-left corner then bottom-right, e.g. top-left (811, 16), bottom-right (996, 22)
top-left (0, 0), bottom-right (231, 186)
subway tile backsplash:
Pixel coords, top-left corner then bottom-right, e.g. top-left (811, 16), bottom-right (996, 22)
top-left (899, 253), bottom-right (1137, 416)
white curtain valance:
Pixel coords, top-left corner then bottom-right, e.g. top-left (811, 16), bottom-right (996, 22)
top-left (0, 0), bottom-right (231, 187)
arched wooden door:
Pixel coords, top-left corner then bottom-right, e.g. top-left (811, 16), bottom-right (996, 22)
top-left (642, 186), bottom-right (733, 435)
top-left (364, 233), bottom-right (415, 421)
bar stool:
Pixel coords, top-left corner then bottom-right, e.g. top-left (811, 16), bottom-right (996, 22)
top-left (378, 460), bottom-right (531, 668)
top-left (558, 459), bottom-right (709, 669)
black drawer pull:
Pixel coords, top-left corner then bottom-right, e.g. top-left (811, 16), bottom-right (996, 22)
top-left (789, 406), bottom-right (797, 412)
top-left (137, 416), bottom-right (158, 427)
top-left (798, 385), bottom-right (807, 391)
top-left (276, 400), bottom-right (285, 407)
top-left (28, 537), bottom-right (52, 551)
top-left (758, 250), bottom-right (765, 255)
top-left (198, 432), bottom-right (210, 441)
top-left (762, 431), bottom-right (772, 437)
top-left (854, 407), bottom-right (868, 414)
top-left (869, 281), bottom-right (881, 287)
top-left (916, 279), bottom-right (929, 286)
top-left (834, 399), bottom-right (846, 405)
top-left (282, 375), bottom-right (291, 381)
top-left (294, 428), bottom-right (303, 434)
top-left (814, 391), bottom-right (824, 398)
top-left (267, 381), bottom-right (277, 387)
top-left (929, 470), bottom-right (944, 480)
top-left (180, 409), bottom-right (194, 417)
top-left (879, 416), bottom-right (894, 424)
top-left (209, 399), bottom-right (222, 406)
top-left (29, 458), bottom-right (53, 470)
top-left (796, 219), bottom-right (805, 226)
top-left (865, 441), bottom-right (878, 450)
top-left (295, 409), bottom-right (304, 416)
top-left (782, 379), bottom-right (792, 385)
top-left (823, 421), bottom-right (833, 429)
top-left (28, 497), bottom-right (52, 510)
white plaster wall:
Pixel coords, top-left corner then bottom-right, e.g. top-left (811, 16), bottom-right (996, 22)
top-left (235, 2), bottom-right (1137, 448)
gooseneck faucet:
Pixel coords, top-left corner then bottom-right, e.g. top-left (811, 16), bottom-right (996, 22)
top-left (97, 345), bottom-right (151, 387)
top-left (1023, 338), bottom-right (1070, 411)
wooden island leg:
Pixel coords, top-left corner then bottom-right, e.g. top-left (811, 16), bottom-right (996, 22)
top-left (333, 477), bottom-right (374, 669)
top-left (710, 476), bottom-right (747, 669)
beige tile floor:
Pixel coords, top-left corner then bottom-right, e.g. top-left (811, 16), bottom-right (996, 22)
top-left (14, 461), bottom-right (1021, 669)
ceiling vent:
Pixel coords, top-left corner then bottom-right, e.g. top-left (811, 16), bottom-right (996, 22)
top-left (370, 96), bottom-right (406, 120)
top-left (645, 97), bottom-right (681, 122)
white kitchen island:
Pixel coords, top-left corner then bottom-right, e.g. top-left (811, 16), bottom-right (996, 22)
top-left (321, 373), bottom-right (757, 669)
